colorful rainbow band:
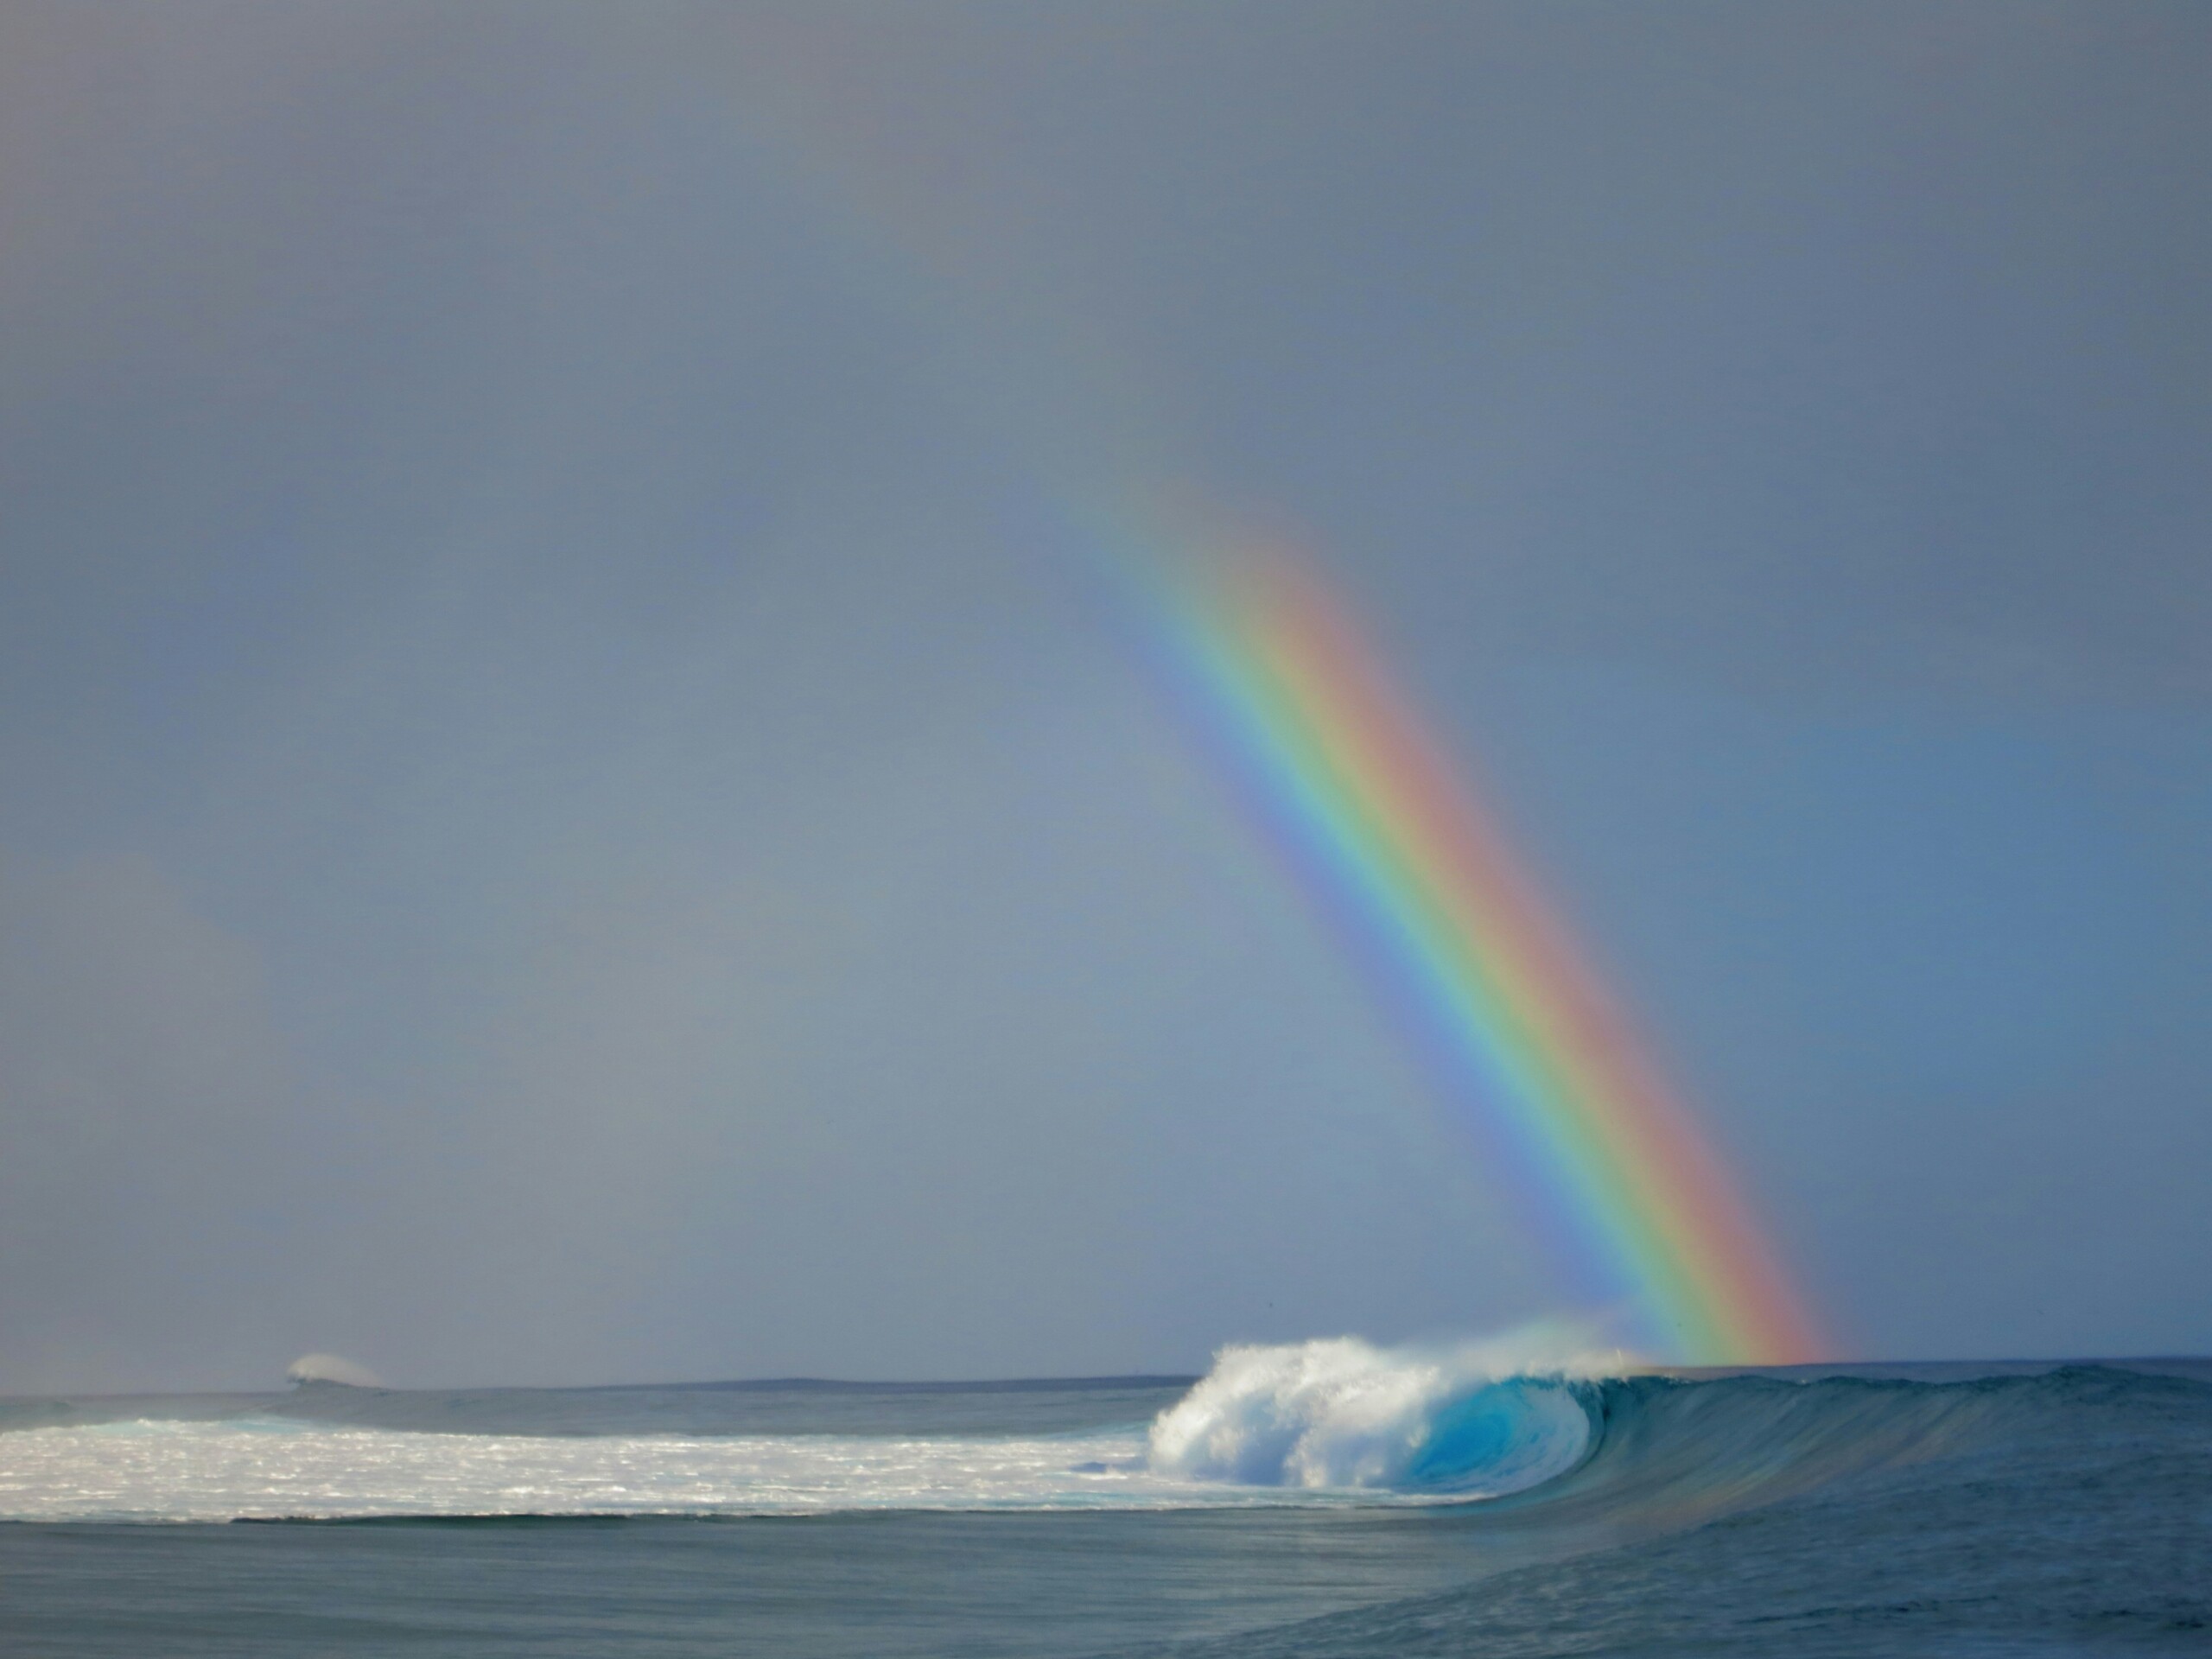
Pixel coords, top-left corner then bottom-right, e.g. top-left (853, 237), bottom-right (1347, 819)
top-left (1145, 541), bottom-right (1821, 1365)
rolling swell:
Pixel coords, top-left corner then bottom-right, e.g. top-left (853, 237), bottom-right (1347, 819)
top-left (1510, 1362), bottom-right (2210, 1536)
top-left (1143, 1363), bottom-right (2212, 1656)
top-left (1144, 1336), bottom-right (2054, 1509)
top-left (1154, 1338), bottom-right (2212, 1543)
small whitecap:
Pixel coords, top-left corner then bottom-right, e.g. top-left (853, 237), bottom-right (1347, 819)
top-left (286, 1352), bottom-right (383, 1389)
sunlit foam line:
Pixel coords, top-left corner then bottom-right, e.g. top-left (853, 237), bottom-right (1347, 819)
top-left (1141, 540), bottom-right (1822, 1364)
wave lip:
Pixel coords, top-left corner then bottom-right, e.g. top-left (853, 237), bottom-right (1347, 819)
top-left (1146, 1338), bottom-right (1602, 1495)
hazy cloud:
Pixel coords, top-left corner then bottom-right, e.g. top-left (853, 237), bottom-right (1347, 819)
top-left (1, 3), bottom-right (2205, 1388)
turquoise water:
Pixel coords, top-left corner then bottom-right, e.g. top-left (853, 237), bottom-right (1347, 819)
top-left (0, 1354), bottom-right (2205, 1655)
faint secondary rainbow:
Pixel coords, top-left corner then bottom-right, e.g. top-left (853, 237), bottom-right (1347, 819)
top-left (1135, 534), bottom-right (1821, 1365)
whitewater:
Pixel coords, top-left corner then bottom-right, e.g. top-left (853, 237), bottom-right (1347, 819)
top-left (0, 1338), bottom-right (1602, 1522)
top-left (2, 1339), bottom-right (2207, 1655)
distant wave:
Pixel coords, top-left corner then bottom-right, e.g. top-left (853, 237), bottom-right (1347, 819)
top-left (286, 1354), bottom-right (383, 1389)
top-left (1132, 1361), bottom-right (2212, 1658)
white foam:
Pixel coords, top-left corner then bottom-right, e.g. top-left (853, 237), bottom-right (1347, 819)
top-left (3, 1332), bottom-right (1628, 1521)
top-left (286, 1353), bottom-right (383, 1389)
top-left (0, 1414), bottom-right (1511, 1522)
top-left (1146, 1335), bottom-right (1605, 1492)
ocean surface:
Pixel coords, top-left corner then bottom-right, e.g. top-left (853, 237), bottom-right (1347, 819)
top-left (0, 1340), bottom-right (2206, 1656)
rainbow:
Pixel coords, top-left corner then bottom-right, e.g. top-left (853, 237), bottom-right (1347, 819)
top-left (1142, 537), bottom-right (1822, 1365)
top-left (691, 53), bottom-right (1822, 1363)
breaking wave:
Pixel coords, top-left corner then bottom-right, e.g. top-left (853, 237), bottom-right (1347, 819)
top-left (1147, 1337), bottom-right (1603, 1494)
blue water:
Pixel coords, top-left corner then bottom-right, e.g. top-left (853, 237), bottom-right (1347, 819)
top-left (0, 1346), bottom-right (2205, 1656)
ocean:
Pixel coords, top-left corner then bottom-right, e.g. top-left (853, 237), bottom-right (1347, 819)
top-left (0, 1342), bottom-right (2205, 1656)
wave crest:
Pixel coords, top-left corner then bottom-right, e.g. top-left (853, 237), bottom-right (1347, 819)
top-left (286, 1353), bottom-right (382, 1389)
top-left (1146, 1337), bottom-right (1605, 1493)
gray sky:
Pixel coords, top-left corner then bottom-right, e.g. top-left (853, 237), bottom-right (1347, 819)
top-left (2, 3), bottom-right (2206, 1390)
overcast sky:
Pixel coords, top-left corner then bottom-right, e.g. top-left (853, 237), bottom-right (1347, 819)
top-left (2, 3), bottom-right (2207, 1391)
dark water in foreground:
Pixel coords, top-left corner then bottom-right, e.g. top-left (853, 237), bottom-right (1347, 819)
top-left (0, 1356), bottom-right (2206, 1656)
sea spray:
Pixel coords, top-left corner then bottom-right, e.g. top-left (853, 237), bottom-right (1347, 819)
top-left (1147, 1334), bottom-right (1617, 1492)
top-left (286, 1353), bottom-right (383, 1389)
